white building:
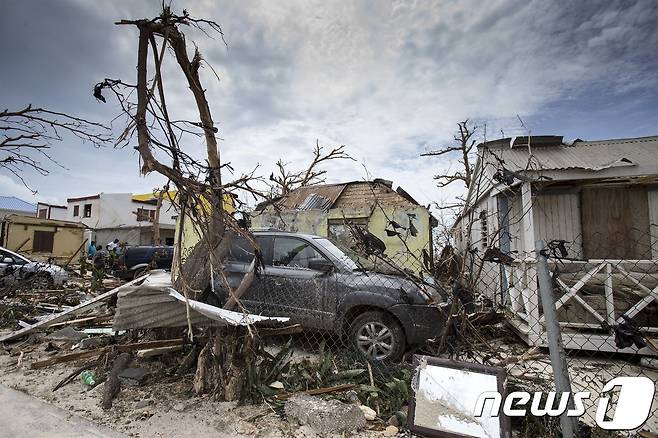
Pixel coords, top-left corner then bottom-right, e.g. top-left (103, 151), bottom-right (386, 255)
top-left (66, 192), bottom-right (178, 246)
top-left (36, 202), bottom-right (68, 220)
top-left (453, 135), bottom-right (658, 354)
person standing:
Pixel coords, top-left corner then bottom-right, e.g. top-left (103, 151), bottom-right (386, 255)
top-left (88, 240), bottom-right (97, 259)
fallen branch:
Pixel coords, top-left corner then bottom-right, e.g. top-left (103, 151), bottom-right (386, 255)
top-left (52, 360), bottom-right (97, 392)
top-left (102, 352), bottom-right (132, 409)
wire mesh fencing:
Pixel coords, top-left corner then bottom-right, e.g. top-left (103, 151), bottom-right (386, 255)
top-left (459, 231), bottom-right (658, 436)
top-left (180, 218), bottom-right (658, 436)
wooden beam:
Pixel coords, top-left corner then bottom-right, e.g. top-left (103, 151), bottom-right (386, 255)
top-left (136, 345), bottom-right (183, 358)
top-left (30, 339), bottom-right (186, 369)
top-left (0, 275), bottom-right (147, 343)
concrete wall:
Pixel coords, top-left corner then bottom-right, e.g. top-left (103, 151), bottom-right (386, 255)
top-left (2, 216), bottom-right (85, 262)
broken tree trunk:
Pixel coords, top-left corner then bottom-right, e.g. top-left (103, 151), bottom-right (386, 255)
top-left (193, 326), bottom-right (255, 401)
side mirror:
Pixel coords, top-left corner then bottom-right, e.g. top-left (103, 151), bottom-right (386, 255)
top-left (2, 257), bottom-right (13, 264)
top-left (308, 258), bottom-right (334, 274)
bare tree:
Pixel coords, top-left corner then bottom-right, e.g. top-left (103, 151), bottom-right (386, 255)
top-left (269, 140), bottom-right (353, 195)
top-left (94, 6), bottom-right (271, 400)
top-left (421, 120), bottom-right (478, 189)
top-left (0, 105), bottom-right (109, 192)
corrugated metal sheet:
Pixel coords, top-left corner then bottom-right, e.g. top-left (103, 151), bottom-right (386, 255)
top-left (277, 183), bottom-right (347, 210)
top-left (297, 193), bottom-right (332, 211)
top-left (0, 196), bottom-right (36, 213)
top-left (481, 136), bottom-right (658, 172)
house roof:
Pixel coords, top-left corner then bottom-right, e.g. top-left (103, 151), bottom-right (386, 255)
top-left (259, 180), bottom-right (424, 212)
top-left (480, 135), bottom-right (658, 174)
top-left (4, 214), bottom-right (85, 228)
top-left (0, 196), bottom-right (36, 213)
top-left (456, 135), bottom-right (658, 227)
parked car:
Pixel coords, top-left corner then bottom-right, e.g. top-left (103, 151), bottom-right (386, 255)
top-left (0, 246), bottom-right (68, 289)
top-left (209, 231), bottom-right (449, 361)
top-left (114, 246), bottom-right (174, 280)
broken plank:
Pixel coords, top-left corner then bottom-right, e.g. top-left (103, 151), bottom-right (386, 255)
top-left (31, 339), bottom-right (185, 369)
top-left (259, 324), bottom-right (304, 337)
top-left (136, 345), bottom-right (183, 358)
top-left (49, 315), bottom-right (111, 328)
top-left (0, 275), bottom-right (147, 343)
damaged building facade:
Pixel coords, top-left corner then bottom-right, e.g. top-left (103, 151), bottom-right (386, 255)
top-left (66, 192), bottom-right (178, 246)
top-left (252, 179), bottom-right (437, 273)
top-left (453, 135), bottom-right (658, 353)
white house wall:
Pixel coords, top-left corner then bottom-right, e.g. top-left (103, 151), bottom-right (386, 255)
top-left (532, 192), bottom-right (584, 259)
top-left (649, 188), bottom-right (658, 259)
top-left (67, 193), bottom-right (177, 229)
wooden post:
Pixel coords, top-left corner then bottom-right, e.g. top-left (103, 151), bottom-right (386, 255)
top-left (521, 182), bottom-right (541, 344)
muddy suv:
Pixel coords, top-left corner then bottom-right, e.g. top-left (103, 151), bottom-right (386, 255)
top-left (209, 230), bottom-right (448, 361)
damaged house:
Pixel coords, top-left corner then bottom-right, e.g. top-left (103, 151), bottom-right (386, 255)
top-left (453, 135), bottom-right (658, 353)
top-left (252, 179), bottom-right (437, 273)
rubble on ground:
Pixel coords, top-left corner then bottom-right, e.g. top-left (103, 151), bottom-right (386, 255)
top-left (285, 393), bottom-right (367, 435)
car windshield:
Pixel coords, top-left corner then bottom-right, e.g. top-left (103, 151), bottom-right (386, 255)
top-left (313, 238), bottom-right (359, 271)
top-left (2, 248), bottom-right (30, 264)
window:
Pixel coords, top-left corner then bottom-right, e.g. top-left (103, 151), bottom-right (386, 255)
top-left (73, 205), bottom-right (79, 217)
top-left (83, 204), bottom-right (92, 218)
top-left (38, 209), bottom-right (47, 219)
top-left (135, 208), bottom-right (155, 222)
top-left (227, 236), bottom-right (274, 264)
top-left (33, 230), bottom-right (55, 253)
top-left (229, 236), bottom-right (256, 263)
top-left (273, 237), bottom-right (326, 269)
top-left (328, 218), bottom-right (368, 247)
top-left (165, 237), bottom-right (175, 246)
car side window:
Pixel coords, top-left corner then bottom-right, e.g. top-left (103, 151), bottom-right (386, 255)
top-left (273, 237), bottom-right (326, 269)
top-left (229, 237), bottom-right (255, 263)
top-left (227, 236), bottom-right (273, 265)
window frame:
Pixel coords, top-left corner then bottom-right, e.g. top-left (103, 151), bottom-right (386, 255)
top-left (83, 203), bottom-right (92, 218)
top-left (73, 205), bottom-right (80, 217)
top-left (272, 236), bottom-right (330, 270)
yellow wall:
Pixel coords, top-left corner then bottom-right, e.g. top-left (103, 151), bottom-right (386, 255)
top-left (3, 219), bottom-right (85, 262)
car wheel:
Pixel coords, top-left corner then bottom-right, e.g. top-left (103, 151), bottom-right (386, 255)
top-left (133, 267), bottom-right (149, 280)
top-left (349, 311), bottom-right (406, 362)
top-left (30, 273), bottom-right (52, 290)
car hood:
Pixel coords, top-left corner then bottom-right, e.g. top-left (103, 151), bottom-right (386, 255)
top-left (339, 270), bottom-right (446, 304)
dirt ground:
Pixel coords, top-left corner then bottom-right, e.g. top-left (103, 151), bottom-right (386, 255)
top-left (0, 337), bottom-right (383, 438)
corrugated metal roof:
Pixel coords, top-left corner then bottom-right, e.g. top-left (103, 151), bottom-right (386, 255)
top-left (297, 193), bottom-right (333, 211)
top-left (480, 135), bottom-right (658, 172)
top-left (0, 196), bottom-right (36, 213)
top-left (277, 183), bottom-right (347, 210)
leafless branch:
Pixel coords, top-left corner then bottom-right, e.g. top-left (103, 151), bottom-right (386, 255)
top-left (0, 105), bottom-right (110, 191)
top-left (269, 140), bottom-right (354, 195)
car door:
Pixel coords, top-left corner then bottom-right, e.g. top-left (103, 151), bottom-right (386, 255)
top-left (215, 235), bottom-right (273, 313)
top-left (264, 236), bottom-right (335, 329)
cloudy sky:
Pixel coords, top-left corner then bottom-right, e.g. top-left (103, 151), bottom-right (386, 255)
top-left (1, 0), bottom-right (658, 209)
